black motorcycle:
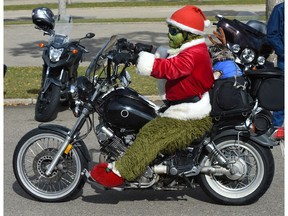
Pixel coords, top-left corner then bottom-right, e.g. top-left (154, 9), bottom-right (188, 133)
top-left (215, 14), bottom-right (274, 71)
top-left (13, 27), bottom-right (283, 204)
top-left (211, 14), bottom-right (284, 128)
top-left (32, 7), bottom-right (95, 122)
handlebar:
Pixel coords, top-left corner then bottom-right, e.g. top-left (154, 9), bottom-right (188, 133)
top-left (77, 43), bottom-right (89, 53)
top-left (116, 38), bottom-right (153, 54)
top-left (112, 38), bottom-right (154, 65)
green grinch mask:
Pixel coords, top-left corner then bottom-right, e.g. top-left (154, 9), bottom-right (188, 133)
top-left (168, 32), bottom-right (185, 48)
top-left (167, 25), bottom-right (203, 48)
top-left (168, 25), bottom-right (185, 48)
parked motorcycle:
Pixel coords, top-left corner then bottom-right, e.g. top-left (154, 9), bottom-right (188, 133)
top-left (212, 14), bottom-right (284, 135)
top-left (32, 7), bottom-right (95, 122)
top-left (215, 14), bottom-right (274, 71)
top-left (13, 18), bottom-right (283, 204)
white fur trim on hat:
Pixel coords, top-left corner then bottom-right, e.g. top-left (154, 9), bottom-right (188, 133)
top-left (167, 18), bottom-right (205, 35)
top-left (136, 51), bottom-right (155, 76)
top-left (160, 92), bottom-right (211, 120)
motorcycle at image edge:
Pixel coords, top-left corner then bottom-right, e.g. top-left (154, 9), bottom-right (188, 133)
top-left (13, 15), bottom-right (284, 205)
top-left (32, 7), bottom-right (95, 122)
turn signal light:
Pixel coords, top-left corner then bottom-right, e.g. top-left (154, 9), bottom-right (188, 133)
top-left (38, 43), bottom-right (45, 48)
top-left (274, 127), bottom-right (284, 140)
top-left (71, 49), bottom-right (78, 54)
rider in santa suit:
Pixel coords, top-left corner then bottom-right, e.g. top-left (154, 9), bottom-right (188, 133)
top-left (90, 5), bottom-right (214, 187)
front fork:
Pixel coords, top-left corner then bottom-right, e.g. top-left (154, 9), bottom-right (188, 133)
top-left (40, 67), bottom-right (66, 97)
top-left (45, 107), bottom-right (90, 176)
top-left (45, 84), bottom-right (101, 176)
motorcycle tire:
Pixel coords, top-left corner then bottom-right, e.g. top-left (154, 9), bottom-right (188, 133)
top-left (35, 84), bottom-right (61, 122)
top-left (198, 136), bottom-right (274, 205)
top-left (13, 128), bottom-right (88, 202)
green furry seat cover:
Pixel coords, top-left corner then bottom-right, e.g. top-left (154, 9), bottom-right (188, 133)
top-left (115, 116), bottom-right (212, 181)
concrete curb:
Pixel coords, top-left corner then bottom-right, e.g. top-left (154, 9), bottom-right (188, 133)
top-left (4, 98), bottom-right (37, 106)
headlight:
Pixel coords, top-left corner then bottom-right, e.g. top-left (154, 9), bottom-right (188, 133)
top-left (257, 56), bottom-right (266, 65)
top-left (49, 46), bottom-right (64, 62)
top-left (70, 76), bottom-right (93, 101)
top-left (231, 44), bottom-right (241, 53)
top-left (240, 48), bottom-right (255, 63)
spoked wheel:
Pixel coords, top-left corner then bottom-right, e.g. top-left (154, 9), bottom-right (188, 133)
top-left (35, 84), bottom-right (61, 122)
top-left (198, 136), bottom-right (275, 205)
top-left (13, 128), bottom-right (88, 202)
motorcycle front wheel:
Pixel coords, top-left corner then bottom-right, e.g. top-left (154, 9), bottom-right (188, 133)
top-left (13, 128), bottom-right (88, 202)
top-left (198, 136), bottom-right (275, 205)
top-left (35, 84), bottom-right (61, 122)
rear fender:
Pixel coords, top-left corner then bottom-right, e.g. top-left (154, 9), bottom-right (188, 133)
top-left (38, 124), bottom-right (91, 161)
top-left (212, 129), bottom-right (276, 148)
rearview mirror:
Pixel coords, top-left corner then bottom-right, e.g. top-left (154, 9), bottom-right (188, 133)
top-left (86, 33), bottom-right (95, 39)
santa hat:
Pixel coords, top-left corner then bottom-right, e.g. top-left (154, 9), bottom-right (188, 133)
top-left (166, 5), bottom-right (210, 35)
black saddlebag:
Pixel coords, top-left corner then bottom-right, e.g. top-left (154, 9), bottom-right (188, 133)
top-left (257, 77), bottom-right (284, 111)
top-left (210, 76), bottom-right (253, 119)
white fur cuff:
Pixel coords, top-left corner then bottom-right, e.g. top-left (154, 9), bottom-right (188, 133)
top-left (136, 51), bottom-right (155, 76)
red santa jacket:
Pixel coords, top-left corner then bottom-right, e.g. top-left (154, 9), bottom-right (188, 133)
top-left (136, 38), bottom-right (214, 120)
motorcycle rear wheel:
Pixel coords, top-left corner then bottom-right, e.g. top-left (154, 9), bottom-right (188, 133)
top-left (198, 136), bottom-right (274, 205)
top-left (13, 128), bottom-right (88, 202)
top-left (35, 84), bottom-right (61, 122)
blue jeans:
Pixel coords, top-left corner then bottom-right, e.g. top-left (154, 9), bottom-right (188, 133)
top-left (272, 62), bottom-right (284, 127)
top-left (273, 110), bottom-right (284, 127)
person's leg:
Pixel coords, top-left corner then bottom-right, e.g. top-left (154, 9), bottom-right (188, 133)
top-left (115, 116), bottom-right (212, 181)
top-left (91, 116), bottom-right (212, 186)
top-left (273, 110), bottom-right (284, 127)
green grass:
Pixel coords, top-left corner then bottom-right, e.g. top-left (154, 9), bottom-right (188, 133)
top-left (4, 66), bottom-right (158, 99)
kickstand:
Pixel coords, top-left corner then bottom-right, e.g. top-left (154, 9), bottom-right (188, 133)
top-left (183, 175), bottom-right (197, 189)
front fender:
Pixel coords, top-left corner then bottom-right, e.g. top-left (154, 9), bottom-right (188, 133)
top-left (43, 78), bottom-right (63, 91)
top-left (212, 129), bottom-right (277, 148)
top-left (38, 124), bottom-right (91, 161)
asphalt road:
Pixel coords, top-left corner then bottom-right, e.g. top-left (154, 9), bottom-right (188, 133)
top-left (4, 105), bottom-right (284, 216)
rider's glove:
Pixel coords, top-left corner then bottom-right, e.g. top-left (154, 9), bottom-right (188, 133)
top-left (113, 53), bottom-right (139, 65)
top-left (134, 43), bottom-right (153, 54)
top-left (116, 38), bottom-right (134, 51)
top-left (129, 53), bottom-right (139, 65)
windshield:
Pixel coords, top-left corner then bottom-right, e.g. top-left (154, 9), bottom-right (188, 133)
top-left (54, 15), bottom-right (73, 36)
top-left (236, 11), bottom-right (260, 23)
top-left (49, 15), bottom-right (72, 45)
top-left (94, 35), bottom-right (118, 70)
top-left (86, 35), bottom-right (118, 83)
top-left (95, 35), bottom-right (118, 61)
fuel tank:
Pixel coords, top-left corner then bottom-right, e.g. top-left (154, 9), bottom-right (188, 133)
top-left (100, 87), bottom-right (157, 131)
